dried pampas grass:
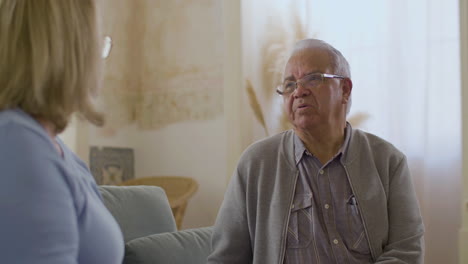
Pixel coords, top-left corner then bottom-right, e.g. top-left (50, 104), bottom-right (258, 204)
top-left (347, 112), bottom-right (370, 127)
top-left (261, 15), bottom-right (308, 100)
top-left (246, 80), bottom-right (269, 136)
top-left (247, 14), bottom-right (308, 135)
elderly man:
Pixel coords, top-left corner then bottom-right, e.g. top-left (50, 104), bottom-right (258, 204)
top-left (207, 39), bottom-right (424, 264)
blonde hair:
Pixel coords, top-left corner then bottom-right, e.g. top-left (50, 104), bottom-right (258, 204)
top-left (0, 0), bottom-right (104, 133)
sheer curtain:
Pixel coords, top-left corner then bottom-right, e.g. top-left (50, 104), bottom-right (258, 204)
top-left (242, 1), bottom-right (461, 263)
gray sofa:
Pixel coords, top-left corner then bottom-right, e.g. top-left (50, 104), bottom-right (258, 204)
top-left (99, 185), bottom-right (213, 264)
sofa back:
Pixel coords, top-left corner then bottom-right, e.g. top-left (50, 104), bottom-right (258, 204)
top-left (124, 226), bottom-right (213, 264)
top-left (99, 185), bottom-right (177, 243)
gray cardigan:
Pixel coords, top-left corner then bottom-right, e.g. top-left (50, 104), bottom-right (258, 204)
top-left (208, 129), bottom-right (424, 264)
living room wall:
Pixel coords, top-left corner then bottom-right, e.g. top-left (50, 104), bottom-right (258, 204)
top-left (62, 0), bottom-right (244, 229)
top-left (60, 1), bottom-right (468, 262)
top-left (85, 118), bottom-right (227, 229)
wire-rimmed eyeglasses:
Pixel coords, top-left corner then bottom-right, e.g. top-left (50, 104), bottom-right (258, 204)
top-left (276, 73), bottom-right (346, 95)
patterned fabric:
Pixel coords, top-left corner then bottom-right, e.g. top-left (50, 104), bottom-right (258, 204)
top-left (284, 124), bottom-right (373, 264)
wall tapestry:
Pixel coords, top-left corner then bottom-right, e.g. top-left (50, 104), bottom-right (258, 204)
top-left (99, 0), bottom-right (223, 131)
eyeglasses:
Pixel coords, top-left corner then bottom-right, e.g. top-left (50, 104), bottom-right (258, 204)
top-left (276, 73), bottom-right (346, 95)
top-left (101, 36), bottom-right (112, 59)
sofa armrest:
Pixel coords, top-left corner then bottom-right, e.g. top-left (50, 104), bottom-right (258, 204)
top-left (124, 227), bottom-right (213, 264)
top-left (99, 185), bottom-right (177, 242)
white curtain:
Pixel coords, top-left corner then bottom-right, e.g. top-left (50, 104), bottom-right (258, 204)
top-left (242, 1), bottom-right (461, 263)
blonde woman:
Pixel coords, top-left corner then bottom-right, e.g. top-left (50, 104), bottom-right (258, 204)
top-left (0, 1), bottom-right (123, 263)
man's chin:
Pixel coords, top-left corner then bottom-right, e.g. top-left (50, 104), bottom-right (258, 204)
top-left (293, 119), bottom-right (320, 131)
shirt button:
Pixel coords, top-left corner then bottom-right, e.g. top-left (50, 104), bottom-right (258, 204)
top-left (319, 170), bottom-right (324, 175)
top-left (333, 239), bottom-right (339, 245)
top-left (324, 204), bottom-right (330, 209)
top-left (291, 204), bottom-right (295, 209)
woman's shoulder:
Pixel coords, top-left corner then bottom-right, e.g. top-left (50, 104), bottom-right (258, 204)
top-left (0, 109), bottom-right (74, 195)
top-left (0, 109), bottom-right (54, 151)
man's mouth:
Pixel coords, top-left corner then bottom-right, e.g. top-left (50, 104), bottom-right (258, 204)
top-left (298, 103), bottom-right (310, 109)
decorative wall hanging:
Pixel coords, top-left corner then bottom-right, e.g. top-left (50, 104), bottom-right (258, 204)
top-left (89, 146), bottom-right (135, 185)
top-left (99, 0), bottom-right (223, 132)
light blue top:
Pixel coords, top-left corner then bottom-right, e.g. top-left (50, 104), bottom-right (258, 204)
top-left (0, 109), bottom-right (124, 264)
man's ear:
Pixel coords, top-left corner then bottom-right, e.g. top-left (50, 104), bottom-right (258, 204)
top-left (342, 78), bottom-right (353, 103)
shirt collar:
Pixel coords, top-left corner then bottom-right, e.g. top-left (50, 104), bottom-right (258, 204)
top-left (339, 122), bottom-right (352, 162)
top-left (294, 132), bottom-right (307, 164)
top-left (293, 122), bottom-right (353, 165)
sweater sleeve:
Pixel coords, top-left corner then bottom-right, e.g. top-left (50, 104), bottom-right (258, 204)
top-left (207, 167), bottom-right (253, 264)
top-left (0, 125), bottom-right (79, 264)
top-left (375, 156), bottom-right (425, 263)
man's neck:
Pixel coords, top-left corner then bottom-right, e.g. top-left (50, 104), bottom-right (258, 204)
top-left (295, 122), bottom-right (347, 164)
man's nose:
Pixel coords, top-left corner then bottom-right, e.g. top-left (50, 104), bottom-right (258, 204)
top-left (294, 82), bottom-right (310, 98)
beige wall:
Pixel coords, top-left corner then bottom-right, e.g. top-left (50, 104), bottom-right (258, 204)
top-left (224, 0), bottom-right (246, 181)
top-left (63, 118), bottom-right (229, 229)
top-left (133, 118), bottom-right (227, 228)
top-left (86, 118), bottom-right (227, 229)
top-left (61, 0), bottom-right (243, 229)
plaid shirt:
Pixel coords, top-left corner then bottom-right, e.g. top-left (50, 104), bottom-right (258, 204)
top-left (284, 124), bottom-right (373, 264)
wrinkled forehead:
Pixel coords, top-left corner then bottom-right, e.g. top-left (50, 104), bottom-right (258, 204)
top-left (283, 47), bottom-right (334, 80)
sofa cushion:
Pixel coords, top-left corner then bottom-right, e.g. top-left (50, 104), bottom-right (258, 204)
top-left (99, 185), bottom-right (177, 243)
top-left (124, 227), bottom-right (213, 264)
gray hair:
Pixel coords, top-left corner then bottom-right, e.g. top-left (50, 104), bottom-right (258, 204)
top-left (290, 39), bottom-right (352, 114)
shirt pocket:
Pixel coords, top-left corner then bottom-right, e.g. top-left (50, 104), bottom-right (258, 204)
top-left (345, 194), bottom-right (371, 255)
top-left (286, 194), bottom-right (314, 249)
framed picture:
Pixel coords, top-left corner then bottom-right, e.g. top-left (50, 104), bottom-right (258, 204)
top-left (89, 146), bottom-right (134, 185)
